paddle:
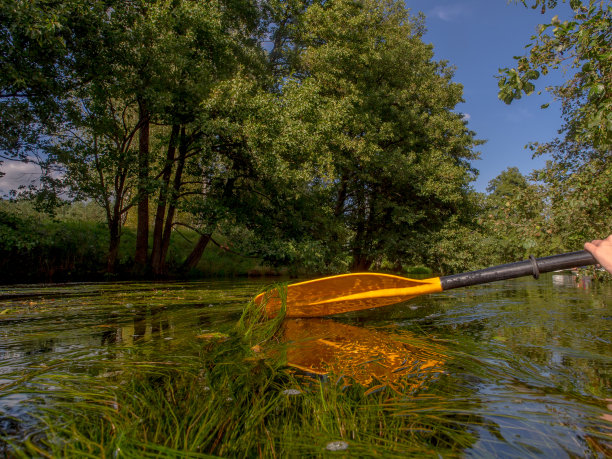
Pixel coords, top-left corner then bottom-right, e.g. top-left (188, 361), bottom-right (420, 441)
top-left (254, 250), bottom-right (596, 318)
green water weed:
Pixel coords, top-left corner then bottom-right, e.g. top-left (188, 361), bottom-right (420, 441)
top-left (3, 289), bottom-right (473, 457)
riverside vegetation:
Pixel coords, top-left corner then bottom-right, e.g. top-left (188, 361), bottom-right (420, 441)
top-left (1, 0), bottom-right (610, 282)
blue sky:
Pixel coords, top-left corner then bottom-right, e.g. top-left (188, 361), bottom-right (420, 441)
top-left (407, 0), bottom-right (573, 191)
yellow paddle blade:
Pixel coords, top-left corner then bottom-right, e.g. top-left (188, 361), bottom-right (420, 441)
top-left (254, 273), bottom-right (443, 318)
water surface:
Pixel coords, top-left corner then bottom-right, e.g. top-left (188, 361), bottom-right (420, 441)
top-left (1, 274), bottom-right (611, 456)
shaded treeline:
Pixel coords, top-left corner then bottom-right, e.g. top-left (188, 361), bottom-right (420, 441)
top-left (0, 201), bottom-right (265, 283)
top-left (0, 0), bottom-right (609, 282)
top-left (0, 0), bottom-right (479, 279)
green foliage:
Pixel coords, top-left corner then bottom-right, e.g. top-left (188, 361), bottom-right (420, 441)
top-left (532, 144), bottom-right (612, 250)
top-left (425, 222), bottom-right (485, 275)
top-left (490, 1), bottom-right (611, 269)
top-left (5, 0), bottom-right (274, 275)
top-left (0, 0), bottom-right (81, 162)
top-left (486, 166), bottom-right (529, 198)
top-left (287, 0), bottom-right (481, 271)
top-left (477, 168), bottom-right (547, 262)
top-left (1, 0), bottom-right (487, 277)
top-left (499, 1), bottom-right (611, 147)
top-left (9, 0), bottom-right (609, 278)
top-left (0, 204), bottom-right (108, 283)
top-left (476, 155), bottom-right (611, 268)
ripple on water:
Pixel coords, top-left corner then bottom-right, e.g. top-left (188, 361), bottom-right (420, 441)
top-left (0, 276), bottom-right (611, 456)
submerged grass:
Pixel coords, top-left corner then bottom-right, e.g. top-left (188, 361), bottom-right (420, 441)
top-left (3, 279), bottom-right (611, 457)
top-left (2, 285), bottom-right (478, 458)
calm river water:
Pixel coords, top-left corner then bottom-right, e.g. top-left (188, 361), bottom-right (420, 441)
top-left (1, 274), bottom-right (611, 456)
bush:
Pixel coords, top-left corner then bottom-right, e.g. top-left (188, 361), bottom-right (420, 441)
top-left (0, 208), bottom-right (108, 283)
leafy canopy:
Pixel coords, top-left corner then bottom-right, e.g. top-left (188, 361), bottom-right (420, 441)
top-left (498, 0), bottom-right (611, 147)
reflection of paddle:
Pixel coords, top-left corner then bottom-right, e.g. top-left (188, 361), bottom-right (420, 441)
top-left (255, 251), bottom-right (595, 318)
top-left (281, 319), bottom-right (445, 393)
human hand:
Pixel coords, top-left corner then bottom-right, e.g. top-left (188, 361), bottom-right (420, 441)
top-left (584, 235), bottom-right (612, 274)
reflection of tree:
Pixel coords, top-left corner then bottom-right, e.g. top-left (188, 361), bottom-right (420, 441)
top-left (150, 306), bottom-right (169, 338)
top-left (23, 339), bottom-right (55, 356)
top-left (198, 312), bottom-right (211, 328)
top-left (133, 306), bottom-right (148, 343)
top-left (100, 311), bottom-right (119, 347)
top-left (130, 305), bottom-right (171, 344)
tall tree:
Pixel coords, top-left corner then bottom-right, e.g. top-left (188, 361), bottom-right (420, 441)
top-left (173, 72), bottom-right (333, 274)
top-left (483, 167), bottom-right (545, 261)
top-left (293, 0), bottom-right (480, 270)
top-left (24, 0), bottom-right (270, 276)
top-left (143, 0), bottom-right (268, 276)
top-left (0, 0), bottom-right (101, 178)
top-left (486, 166), bottom-right (530, 199)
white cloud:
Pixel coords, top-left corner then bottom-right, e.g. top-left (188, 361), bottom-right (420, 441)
top-left (429, 4), bottom-right (468, 22)
top-left (462, 113), bottom-right (471, 121)
top-left (0, 160), bottom-right (41, 196)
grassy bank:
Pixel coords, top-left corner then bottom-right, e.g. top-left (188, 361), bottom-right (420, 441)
top-left (0, 200), bottom-right (432, 285)
top-left (0, 201), bottom-right (266, 284)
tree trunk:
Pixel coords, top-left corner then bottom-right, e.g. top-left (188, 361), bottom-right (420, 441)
top-left (158, 126), bottom-right (187, 274)
top-left (178, 167), bottom-right (238, 275)
top-left (134, 101), bottom-right (150, 275)
top-left (107, 218), bottom-right (121, 274)
top-left (151, 124), bottom-right (179, 277)
top-left (350, 253), bottom-right (372, 272)
top-left (334, 172), bottom-right (349, 217)
top-left (181, 233), bottom-right (212, 273)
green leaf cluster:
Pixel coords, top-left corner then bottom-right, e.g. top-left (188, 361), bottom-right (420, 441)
top-left (499, 1), bottom-right (611, 147)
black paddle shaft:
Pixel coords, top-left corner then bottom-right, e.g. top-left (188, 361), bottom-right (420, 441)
top-left (440, 250), bottom-right (597, 291)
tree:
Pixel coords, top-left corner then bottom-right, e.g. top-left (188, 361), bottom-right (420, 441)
top-left (293, 0), bottom-right (480, 271)
top-left (486, 166), bottom-right (530, 199)
top-left (498, 0), bottom-right (611, 254)
top-left (175, 71), bottom-right (338, 274)
top-left (33, 0), bottom-right (268, 275)
top-left (498, 0), bottom-right (611, 147)
top-left (480, 167), bottom-right (546, 262)
top-left (532, 142), bottom-right (612, 251)
top-left (0, 0), bottom-right (102, 177)
top-left (134, 0), bottom-right (265, 276)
